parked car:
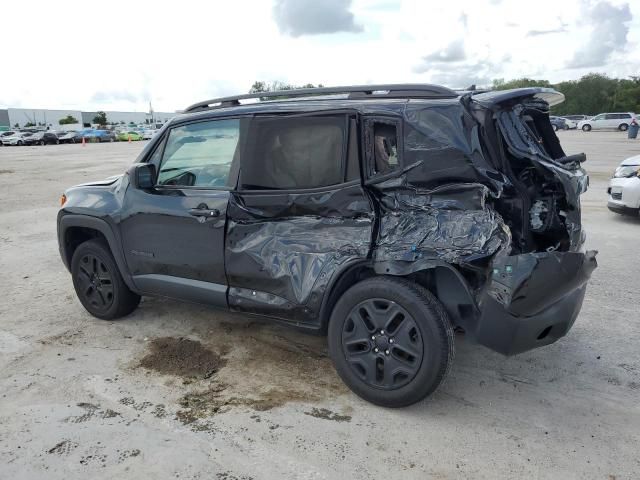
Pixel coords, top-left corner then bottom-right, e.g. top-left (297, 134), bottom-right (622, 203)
top-left (578, 112), bottom-right (636, 131)
top-left (607, 155), bottom-right (640, 216)
top-left (550, 116), bottom-right (569, 131)
top-left (561, 115), bottom-right (588, 129)
top-left (92, 130), bottom-right (117, 142)
top-left (57, 131), bottom-right (78, 144)
top-left (23, 131), bottom-right (60, 145)
top-left (0, 130), bottom-right (17, 145)
top-left (142, 129), bottom-right (158, 140)
top-left (57, 84), bottom-right (597, 407)
top-left (1, 132), bottom-right (32, 146)
top-left (117, 130), bottom-right (143, 141)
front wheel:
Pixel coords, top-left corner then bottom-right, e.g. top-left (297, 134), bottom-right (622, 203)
top-left (582, 124), bottom-right (592, 132)
top-left (328, 277), bottom-right (454, 407)
top-left (552, 124), bottom-right (558, 131)
top-left (71, 239), bottom-right (140, 320)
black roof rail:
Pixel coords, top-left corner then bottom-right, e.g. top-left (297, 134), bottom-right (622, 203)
top-left (184, 84), bottom-right (458, 113)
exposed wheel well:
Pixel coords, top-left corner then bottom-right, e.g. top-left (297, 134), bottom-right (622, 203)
top-left (63, 227), bottom-right (108, 267)
top-left (321, 263), bottom-right (478, 334)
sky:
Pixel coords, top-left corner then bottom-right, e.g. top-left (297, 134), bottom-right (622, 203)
top-left (1, 0), bottom-right (638, 112)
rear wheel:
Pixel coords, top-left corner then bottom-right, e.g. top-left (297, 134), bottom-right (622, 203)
top-left (552, 124), bottom-right (558, 131)
top-left (39, 140), bottom-right (45, 146)
top-left (582, 124), bottom-right (592, 132)
top-left (71, 239), bottom-right (140, 320)
top-left (328, 276), bottom-right (454, 407)
top-left (619, 123), bottom-right (629, 131)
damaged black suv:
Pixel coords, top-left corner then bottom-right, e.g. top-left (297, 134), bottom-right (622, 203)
top-left (58, 84), bottom-right (597, 407)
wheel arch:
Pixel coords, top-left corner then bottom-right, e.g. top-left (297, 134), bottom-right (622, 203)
top-left (58, 214), bottom-right (137, 292)
top-left (319, 259), bottom-right (479, 334)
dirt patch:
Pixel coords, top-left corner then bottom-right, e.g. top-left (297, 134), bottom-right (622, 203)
top-left (138, 337), bottom-right (226, 379)
top-left (304, 407), bottom-right (351, 422)
top-left (0, 169), bottom-right (14, 174)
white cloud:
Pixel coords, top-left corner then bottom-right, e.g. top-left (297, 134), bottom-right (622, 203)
top-left (0, 0), bottom-right (638, 111)
top-left (273, 0), bottom-right (363, 37)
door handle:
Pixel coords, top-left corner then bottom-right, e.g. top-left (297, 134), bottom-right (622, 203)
top-left (189, 204), bottom-right (220, 218)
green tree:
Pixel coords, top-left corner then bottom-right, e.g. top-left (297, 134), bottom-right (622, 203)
top-left (249, 81), bottom-right (325, 99)
top-left (24, 122), bottom-right (36, 127)
top-left (492, 78), bottom-right (551, 90)
top-left (93, 111), bottom-right (108, 126)
top-left (59, 115), bottom-right (79, 125)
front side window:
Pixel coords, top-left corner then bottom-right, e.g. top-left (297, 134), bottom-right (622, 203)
top-left (241, 115), bottom-right (345, 190)
top-left (593, 114), bottom-right (605, 121)
top-left (156, 119), bottom-right (240, 188)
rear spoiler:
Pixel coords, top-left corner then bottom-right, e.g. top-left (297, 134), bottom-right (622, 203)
top-left (471, 88), bottom-right (565, 108)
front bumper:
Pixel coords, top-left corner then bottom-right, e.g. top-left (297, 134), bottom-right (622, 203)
top-left (474, 250), bottom-right (598, 356)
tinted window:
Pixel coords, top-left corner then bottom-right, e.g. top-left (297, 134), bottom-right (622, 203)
top-left (157, 119), bottom-right (240, 188)
top-left (241, 115), bottom-right (345, 190)
top-left (604, 114), bottom-right (616, 120)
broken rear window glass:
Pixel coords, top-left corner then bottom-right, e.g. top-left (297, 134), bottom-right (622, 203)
top-left (241, 116), bottom-right (345, 190)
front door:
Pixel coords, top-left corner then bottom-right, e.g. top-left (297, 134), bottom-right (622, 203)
top-left (225, 113), bottom-right (373, 325)
top-left (119, 117), bottom-right (243, 306)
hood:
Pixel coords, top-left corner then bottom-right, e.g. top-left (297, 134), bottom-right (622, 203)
top-left (621, 154), bottom-right (640, 166)
top-left (76, 174), bottom-right (123, 187)
top-left (471, 88), bottom-right (565, 108)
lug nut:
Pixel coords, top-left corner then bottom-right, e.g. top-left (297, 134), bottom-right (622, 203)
top-left (374, 348), bottom-right (379, 353)
top-left (385, 350), bottom-right (390, 355)
top-left (389, 338), bottom-right (394, 344)
top-left (380, 330), bottom-right (385, 335)
top-left (371, 335), bottom-right (376, 340)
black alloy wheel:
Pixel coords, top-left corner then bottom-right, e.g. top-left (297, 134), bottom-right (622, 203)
top-left (71, 239), bottom-right (140, 319)
top-left (75, 252), bottom-right (115, 315)
top-left (328, 277), bottom-right (454, 407)
top-left (341, 298), bottom-right (424, 390)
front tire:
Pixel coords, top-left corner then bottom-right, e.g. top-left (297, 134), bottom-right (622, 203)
top-left (582, 124), bottom-right (592, 132)
top-left (71, 239), bottom-right (140, 320)
top-left (328, 277), bottom-right (454, 407)
top-left (553, 124), bottom-right (558, 131)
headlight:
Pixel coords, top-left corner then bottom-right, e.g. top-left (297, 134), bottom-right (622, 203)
top-left (613, 165), bottom-right (640, 178)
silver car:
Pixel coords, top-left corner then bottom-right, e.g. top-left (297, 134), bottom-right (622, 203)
top-left (578, 112), bottom-right (636, 132)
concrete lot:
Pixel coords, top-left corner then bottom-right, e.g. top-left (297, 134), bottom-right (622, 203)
top-left (0, 131), bottom-right (638, 479)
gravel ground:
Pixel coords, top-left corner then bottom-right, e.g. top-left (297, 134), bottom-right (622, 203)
top-left (0, 131), bottom-right (638, 479)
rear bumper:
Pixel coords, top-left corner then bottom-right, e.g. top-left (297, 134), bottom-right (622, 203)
top-left (474, 250), bottom-right (597, 356)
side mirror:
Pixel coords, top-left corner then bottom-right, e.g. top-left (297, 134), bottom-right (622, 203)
top-left (129, 163), bottom-right (156, 189)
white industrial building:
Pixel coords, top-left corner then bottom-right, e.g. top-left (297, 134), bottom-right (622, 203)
top-left (0, 108), bottom-right (177, 129)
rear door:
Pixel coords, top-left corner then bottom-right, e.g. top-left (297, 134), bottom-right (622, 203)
top-left (119, 117), bottom-right (244, 306)
top-left (225, 112), bottom-right (373, 325)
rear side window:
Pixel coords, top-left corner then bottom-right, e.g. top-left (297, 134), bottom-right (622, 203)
top-left (241, 115), bottom-right (346, 190)
top-left (156, 119), bottom-right (240, 188)
top-left (365, 118), bottom-right (401, 177)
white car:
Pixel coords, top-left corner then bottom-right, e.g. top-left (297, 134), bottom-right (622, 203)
top-left (561, 115), bottom-right (588, 129)
top-left (578, 112), bottom-right (636, 132)
top-left (142, 129), bottom-right (158, 140)
top-left (1, 132), bottom-right (31, 146)
top-left (608, 155), bottom-right (640, 216)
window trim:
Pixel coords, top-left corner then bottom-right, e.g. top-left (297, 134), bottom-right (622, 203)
top-left (151, 116), bottom-right (244, 192)
top-left (237, 111), bottom-right (355, 193)
top-left (362, 115), bottom-right (404, 184)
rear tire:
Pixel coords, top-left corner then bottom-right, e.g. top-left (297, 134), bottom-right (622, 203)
top-left (553, 124), bottom-right (558, 131)
top-left (328, 276), bottom-right (454, 407)
top-left (619, 123), bottom-right (629, 131)
top-left (71, 239), bottom-right (140, 320)
top-left (582, 124), bottom-right (592, 132)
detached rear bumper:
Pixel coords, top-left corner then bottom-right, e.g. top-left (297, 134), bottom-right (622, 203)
top-left (474, 250), bottom-right (597, 356)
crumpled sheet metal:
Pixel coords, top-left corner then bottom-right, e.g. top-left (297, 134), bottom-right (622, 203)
top-left (226, 216), bottom-right (371, 307)
top-left (373, 183), bottom-right (511, 264)
top-left (402, 102), bottom-right (507, 196)
top-left (496, 109), bottom-right (589, 250)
